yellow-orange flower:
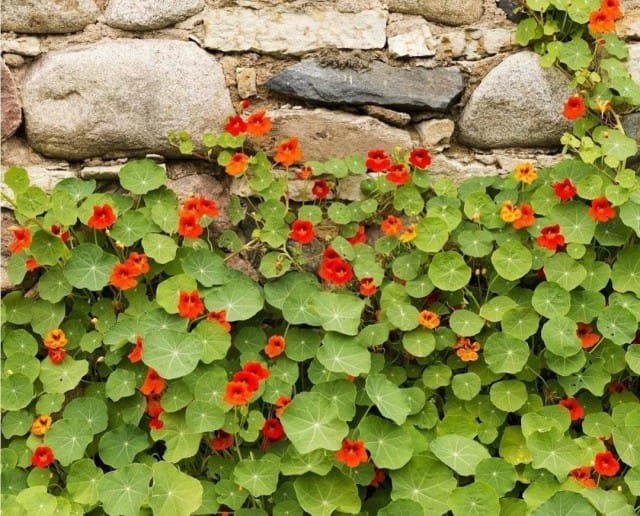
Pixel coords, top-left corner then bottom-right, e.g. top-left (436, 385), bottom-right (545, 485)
top-left (500, 201), bottom-right (522, 223)
top-left (399, 224), bottom-right (417, 243)
top-left (225, 152), bottom-right (249, 176)
top-left (418, 310), bottom-right (440, 329)
top-left (513, 162), bottom-right (537, 184)
top-left (43, 329), bottom-right (67, 350)
top-left (453, 337), bottom-right (480, 362)
top-left (31, 415), bottom-right (53, 436)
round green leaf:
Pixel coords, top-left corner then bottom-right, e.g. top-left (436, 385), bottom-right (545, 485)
top-left (98, 463), bottom-right (152, 516)
top-left (30, 231), bottom-right (67, 266)
top-left (449, 309), bottom-right (485, 336)
top-left (293, 471), bottom-right (360, 516)
top-left (484, 332), bottom-right (530, 374)
top-left (533, 491), bottom-right (595, 516)
top-left (191, 321), bottom-right (231, 363)
top-left (99, 425), bottom-right (149, 468)
top-left (234, 454), bottom-right (281, 497)
top-left (402, 328), bottom-right (436, 357)
top-left (491, 242), bottom-right (532, 281)
top-left (386, 303), bottom-right (420, 332)
top-left (63, 396), bottom-right (108, 434)
top-left (448, 483), bottom-right (500, 516)
top-left (44, 418), bottom-right (93, 465)
top-left (142, 233), bottom-right (178, 264)
top-left (205, 276), bottom-right (264, 321)
top-left (489, 380), bottom-right (527, 412)
top-left (366, 374), bottom-right (411, 425)
top-left (38, 357), bottom-right (88, 394)
top-left (414, 217), bottom-right (449, 253)
top-left (532, 282), bottom-right (571, 318)
top-left (38, 266), bottom-right (72, 303)
top-left (142, 330), bottom-right (202, 380)
top-left (66, 459), bottom-right (104, 505)
top-left (313, 292), bottom-right (365, 336)
top-left (452, 372), bottom-right (481, 401)
top-left (358, 415), bottom-right (414, 470)
top-left (597, 306), bottom-right (637, 345)
top-left (119, 159), bottom-right (166, 194)
top-left (106, 369), bottom-right (137, 401)
top-left (551, 201), bottom-right (596, 244)
top-left (316, 333), bottom-right (371, 376)
top-left (1, 374), bottom-right (33, 410)
top-left (110, 211), bottom-right (159, 246)
top-left (428, 252), bottom-right (471, 291)
top-left (185, 400), bottom-right (225, 433)
top-left (430, 435), bottom-right (490, 476)
top-left (475, 458), bottom-right (517, 497)
top-left (541, 317), bottom-right (582, 357)
top-left (63, 243), bottom-right (118, 291)
top-left (501, 307), bottom-right (539, 340)
top-left (155, 274), bottom-right (197, 314)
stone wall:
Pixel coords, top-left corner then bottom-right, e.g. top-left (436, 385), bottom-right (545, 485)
top-left (1, 0), bottom-right (639, 287)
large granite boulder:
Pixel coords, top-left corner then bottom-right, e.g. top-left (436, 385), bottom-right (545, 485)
top-left (1, 0), bottom-right (99, 33)
top-left (104, 0), bottom-right (204, 31)
top-left (21, 40), bottom-right (234, 160)
top-left (458, 51), bottom-right (571, 148)
top-left (387, 0), bottom-right (483, 25)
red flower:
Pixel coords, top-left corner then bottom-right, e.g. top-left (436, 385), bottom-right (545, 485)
top-left (48, 348), bottom-right (66, 364)
top-left (602, 0), bottom-right (623, 19)
top-left (589, 8), bottom-right (616, 32)
top-left (365, 150), bottom-right (391, 172)
top-left (128, 336), bottom-right (143, 363)
top-left (179, 197), bottom-right (201, 218)
top-left (409, 148), bottom-right (432, 169)
top-left (225, 152), bottom-right (249, 177)
top-left (87, 204), bottom-right (116, 230)
top-left (261, 418), bottom-right (285, 441)
top-left (323, 247), bottom-right (341, 260)
top-left (246, 110), bottom-right (272, 137)
top-left (577, 323), bottom-right (600, 349)
top-left (178, 214), bottom-right (203, 239)
top-left (109, 263), bottom-right (138, 290)
top-left (265, 335), bottom-right (286, 359)
top-left (275, 137), bottom-right (303, 167)
top-left (319, 257), bottom-right (353, 285)
top-left (563, 95), bottom-right (586, 120)
top-left (178, 290), bottom-right (205, 320)
top-left (370, 468), bottom-right (386, 487)
top-left (347, 225), bottom-right (367, 245)
top-left (513, 203), bottom-right (535, 230)
top-left (335, 438), bottom-right (368, 468)
top-left (31, 446), bottom-right (55, 468)
top-left (242, 361), bottom-right (270, 380)
top-left (385, 164), bottom-right (411, 185)
top-left (311, 180), bottom-right (330, 199)
top-left (225, 115), bottom-right (247, 136)
top-left (140, 368), bottom-right (166, 396)
top-left (207, 310), bottom-right (231, 332)
top-left (232, 370), bottom-right (260, 392)
top-left (8, 226), bottom-right (31, 253)
top-left (537, 224), bottom-right (565, 252)
top-left (559, 397), bottom-right (584, 421)
top-left (553, 178), bottom-right (577, 201)
top-left (125, 252), bottom-right (150, 276)
top-left (289, 220), bottom-right (315, 244)
top-left (224, 381), bottom-right (252, 406)
top-left (588, 197), bottom-right (616, 222)
top-left (381, 215), bottom-right (403, 236)
top-left (196, 197), bottom-right (219, 218)
top-left (359, 277), bottom-right (377, 297)
top-left (239, 99), bottom-right (251, 110)
top-left (149, 418), bottom-right (164, 430)
top-left (145, 393), bottom-right (163, 418)
top-left (594, 451), bottom-right (620, 476)
top-left (570, 466), bottom-right (596, 488)
top-left (608, 381), bottom-right (626, 393)
top-left (25, 257), bottom-right (39, 271)
top-left (275, 395), bottom-right (292, 418)
top-left (211, 430), bottom-right (234, 451)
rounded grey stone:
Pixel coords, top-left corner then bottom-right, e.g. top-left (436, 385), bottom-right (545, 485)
top-left (387, 0), bottom-right (483, 26)
top-left (104, 0), bottom-right (204, 31)
top-left (1, 61), bottom-right (22, 141)
top-left (1, 0), bottom-right (99, 34)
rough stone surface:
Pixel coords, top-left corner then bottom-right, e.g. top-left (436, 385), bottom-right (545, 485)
top-left (264, 107), bottom-right (414, 160)
top-left (387, 0), bottom-right (483, 25)
top-left (267, 60), bottom-right (465, 111)
top-left (1, 62), bottom-right (22, 141)
top-left (1, 210), bottom-right (18, 291)
top-left (236, 67), bottom-right (257, 98)
top-left (1, 37), bottom-right (42, 56)
top-left (1, 0), bottom-right (99, 34)
top-left (104, 0), bottom-right (204, 31)
top-left (387, 14), bottom-right (436, 58)
top-left (1, 165), bottom-right (76, 209)
top-left (623, 113), bottom-right (640, 144)
top-left (458, 51), bottom-right (571, 148)
top-left (3, 55), bottom-right (25, 68)
top-left (203, 8), bottom-right (387, 54)
top-left (619, 0), bottom-right (640, 38)
top-left (629, 44), bottom-right (640, 85)
top-left (415, 119), bottom-right (455, 148)
top-left (22, 40), bottom-right (234, 160)
top-left (362, 105), bottom-right (412, 127)
top-left (498, 0), bottom-right (527, 22)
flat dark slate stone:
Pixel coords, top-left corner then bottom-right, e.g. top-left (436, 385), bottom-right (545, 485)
top-left (267, 59), bottom-right (465, 112)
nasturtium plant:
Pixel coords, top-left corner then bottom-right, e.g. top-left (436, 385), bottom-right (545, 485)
top-left (2, 7), bottom-right (639, 511)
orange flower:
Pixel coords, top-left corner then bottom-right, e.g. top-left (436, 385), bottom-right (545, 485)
top-left (399, 224), bottom-right (417, 243)
top-left (179, 197), bottom-right (201, 218)
top-left (589, 8), bottom-right (616, 33)
top-left (594, 451), bottom-right (620, 476)
top-left (8, 226), bottom-right (31, 253)
top-left (195, 197), bottom-right (218, 218)
top-left (149, 418), bottom-right (163, 430)
top-left (563, 95), bottom-right (586, 120)
top-left (242, 361), bottom-right (270, 380)
top-left (513, 203), bottom-right (535, 229)
top-left (232, 370), bottom-right (260, 392)
top-left (588, 197), bottom-right (616, 222)
top-left (44, 329), bottom-right (67, 350)
top-left (224, 114), bottom-right (247, 136)
top-left (601, 0), bottom-right (623, 19)
top-left (296, 165), bottom-right (313, 180)
top-left (335, 438), bottom-right (368, 468)
top-left (359, 277), bottom-right (377, 297)
top-left (225, 152), bottom-right (250, 176)
top-left (211, 430), bottom-right (234, 451)
top-left (265, 335), bottom-right (286, 359)
top-left (381, 215), bottom-right (403, 236)
top-left (48, 348), bottom-right (66, 364)
top-left (178, 290), bottom-right (205, 320)
top-left (207, 310), bottom-right (231, 332)
top-left (224, 381), bottom-right (252, 405)
top-left (109, 263), bottom-right (138, 290)
top-left (385, 164), bottom-right (411, 185)
top-left (87, 204), bottom-right (116, 230)
top-left (31, 415), bottom-right (53, 436)
top-left (275, 395), bottom-right (292, 417)
top-left (125, 252), bottom-right (149, 276)
top-left (128, 336), bottom-right (143, 363)
top-left (178, 214), bottom-right (204, 239)
top-left (275, 137), bottom-right (303, 167)
top-left (559, 397), bottom-right (584, 421)
top-left (537, 224), bottom-right (565, 252)
top-left (453, 337), bottom-right (480, 362)
top-left (145, 393), bottom-right (163, 418)
top-left (31, 446), bottom-right (55, 468)
top-left (500, 201), bottom-right (522, 223)
top-left (140, 368), bottom-right (166, 396)
top-left (570, 466), bottom-right (596, 488)
top-left (577, 323), bottom-right (600, 349)
top-left (513, 162), bottom-right (537, 184)
top-left (418, 310), bottom-right (440, 329)
top-left (246, 110), bottom-right (272, 137)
